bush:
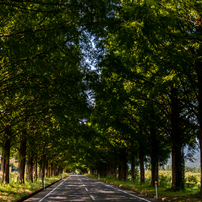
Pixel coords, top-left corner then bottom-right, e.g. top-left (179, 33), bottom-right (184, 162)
top-left (186, 175), bottom-right (198, 185)
top-left (159, 173), bottom-right (172, 187)
top-left (105, 175), bottom-right (116, 181)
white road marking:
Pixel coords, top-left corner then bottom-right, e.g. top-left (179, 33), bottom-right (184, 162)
top-left (79, 177), bottom-right (86, 187)
top-left (83, 176), bottom-right (151, 202)
top-left (90, 195), bottom-right (95, 200)
top-left (39, 176), bottom-right (70, 202)
top-left (79, 178), bottom-right (83, 184)
top-left (105, 184), bottom-right (152, 202)
top-left (85, 188), bottom-right (88, 191)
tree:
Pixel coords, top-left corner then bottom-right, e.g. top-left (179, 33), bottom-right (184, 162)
top-left (91, 0), bottom-right (199, 190)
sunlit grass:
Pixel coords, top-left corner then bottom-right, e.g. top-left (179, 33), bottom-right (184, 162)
top-left (0, 172), bottom-right (69, 202)
top-left (86, 171), bottom-right (202, 202)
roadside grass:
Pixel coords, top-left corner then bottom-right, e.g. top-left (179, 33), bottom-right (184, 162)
top-left (86, 171), bottom-right (202, 202)
top-left (0, 172), bottom-right (69, 202)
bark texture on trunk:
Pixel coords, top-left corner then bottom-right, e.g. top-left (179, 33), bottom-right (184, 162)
top-left (99, 164), bottom-right (107, 178)
top-left (51, 163), bottom-right (54, 177)
top-left (106, 156), bottom-right (117, 178)
top-left (17, 135), bottom-right (27, 184)
top-left (170, 87), bottom-right (184, 190)
top-left (1, 127), bottom-right (11, 184)
top-left (41, 153), bottom-right (46, 186)
top-left (45, 161), bottom-right (49, 177)
top-left (33, 158), bottom-right (37, 180)
top-left (139, 150), bottom-right (145, 184)
top-left (119, 149), bottom-right (128, 181)
top-left (47, 166), bottom-right (50, 178)
top-left (90, 168), bottom-right (95, 175)
top-left (197, 63), bottom-right (202, 194)
top-left (113, 156), bottom-right (117, 179)
top-left (149, 106), bottom-right (159, 186)
top-left (54, 168), bottom-right (59, 176)
top-left (27, 154), bottom-right (33, 182)
top-left (107, 165), bottom-right (113, 177)
top-left (200, 130), bottom-right (202, 196)
top-left (151, 161), bottom-right (158, 186)
top-left (39, 163), bottom-right (42, 178)
top-left (150, 132), bottom-right (158, 186)
top-left (196, 40), bottom-right (202, 195)
top-left (131, 153), bottom-right (136, 181)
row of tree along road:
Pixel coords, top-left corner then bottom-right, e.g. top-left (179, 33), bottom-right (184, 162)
top-left (1, 0), bottom-right (202, 196)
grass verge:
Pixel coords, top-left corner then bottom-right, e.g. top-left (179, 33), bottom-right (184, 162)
top-left (86, 174), bottom-right (202, 202)
top-left (0, 173), bottom-right (69, 202)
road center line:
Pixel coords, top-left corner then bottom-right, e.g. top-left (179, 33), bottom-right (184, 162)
top-left (79, 177), bottom-right (86, 187)
top-left (90, 195), bottom-right (95, 200)
top-left (38, 176), bottom-right (70, 202)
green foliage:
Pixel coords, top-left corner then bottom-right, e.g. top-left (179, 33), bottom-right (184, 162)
top-left (186, 175), bottom-right (198, 185)
top-left (0, 0), bottom-right (202, 195)
top-left (0, 173), bottom-right (69, 201)
top-left (89, 0), bottom-right (200, 191)
top-left (0, 0), bottom-right (121, 183)
top-left (159, 172), bottom-right (172, 188)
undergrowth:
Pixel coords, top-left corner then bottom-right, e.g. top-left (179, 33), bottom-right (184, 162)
top-left (0, 173), bottom-right (69, 202)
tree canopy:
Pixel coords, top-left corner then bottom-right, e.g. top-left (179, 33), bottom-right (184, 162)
top-left (1, 0), bottom-right (202, 195)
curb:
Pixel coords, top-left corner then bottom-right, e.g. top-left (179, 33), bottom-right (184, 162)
top-left (15, 177), bottom-right (68, 202)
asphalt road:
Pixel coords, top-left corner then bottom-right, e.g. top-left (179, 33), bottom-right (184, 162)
top-left (25, 175), bottom-right (161, 202)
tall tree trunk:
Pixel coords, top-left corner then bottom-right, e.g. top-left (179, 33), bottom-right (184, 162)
top-left (1, 127), bottom-right (11, 184)
top-left (55, 168), bottom-right (58, 176)
top-left (33, 157), bottom-right (37, 180)
top-left (45, 161), bottom-right (48, 177)
top-left (199, 131), bottom-right (202, 196)
top-left (170, 87), bottom-right (184, 190)
top-left (119, 149), bottom-right (127, 181)
top-left (51, 163), bottom-right (54, 177)
top-left (39, 163), bottom-right (42, 178)
top-left (90, 168), bottom-right (94, 175)
top-left (149, 106), bottom-right (159, 186)
top-left (139, 150), bottom-right (145, 184)
top-left (151, 161), bottom-right (158, 186)
top-left (27, 153), bottom-right (33, 182)
top-left (107, 165), bottom-right (113, 177)
top-left (112, 155), bottom-right (117, 179)
top-left (17, 134), bottom-right (27, 184)
top-left (59, 167), bottom-right (63, 178)
top-left (150, 126), bottom-right (159, 186)
top-left (197, 62), bottom-right (202, 195)
top-left (47, 164), bottom-right (50, 178)
top-left (41, 153), bottom-right (46, 186)
top-left (139, 127), bottom-right (145, 184)
top-left (106, 156), bottom-right (116, 177)
top-left (195, 35), bottom-right (202, 195)
top-left (99, 164), bottom-right (107, 177)
top-left (131, 153), bottom-right (136, 181)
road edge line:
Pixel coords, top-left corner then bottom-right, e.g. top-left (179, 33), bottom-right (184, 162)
top-left (38, 176), bottom-right (70, 202)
